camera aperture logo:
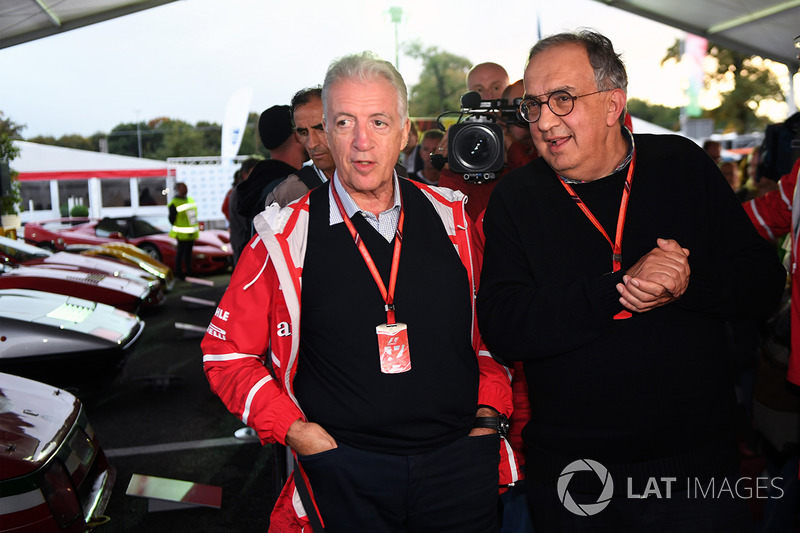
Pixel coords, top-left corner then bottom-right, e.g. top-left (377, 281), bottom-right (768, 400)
top-left (557, 459), bottom-right (614, 516)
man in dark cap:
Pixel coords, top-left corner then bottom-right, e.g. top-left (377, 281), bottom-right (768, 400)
top-left (231, 105), bottom-right (307, 264)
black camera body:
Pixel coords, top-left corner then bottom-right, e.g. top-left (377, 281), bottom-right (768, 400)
top-left (444, 91), bottom-right (524, 184)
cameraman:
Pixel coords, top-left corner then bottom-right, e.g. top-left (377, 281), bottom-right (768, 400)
top-left (438, 75), bottom-right (538, 222)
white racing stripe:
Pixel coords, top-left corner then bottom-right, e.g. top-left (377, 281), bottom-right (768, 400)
top-left (105, 436), bottom-right (258, 458)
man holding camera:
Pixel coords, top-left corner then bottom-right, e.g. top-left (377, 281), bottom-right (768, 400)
top-left (203, 51), bottom-right (516, 532)
top-left (477, 29), bottom-right (784, 531)
top-left (439, 63), bottom-right (538, 221)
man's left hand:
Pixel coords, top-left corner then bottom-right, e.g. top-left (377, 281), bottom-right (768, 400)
top-left (617, 238), bottom-right (690, 313)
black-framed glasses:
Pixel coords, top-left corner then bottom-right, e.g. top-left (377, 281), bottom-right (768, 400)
top-left (518, 89), bottom-right (610, 123)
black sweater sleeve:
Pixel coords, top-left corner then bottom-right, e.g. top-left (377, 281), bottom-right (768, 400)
top-left (477, 175), bottom-right (626, 361)
top-left (672, 144), bottom-right (785, 320)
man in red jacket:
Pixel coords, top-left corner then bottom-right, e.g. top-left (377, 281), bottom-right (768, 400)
top-left (202, 51), bottom-right (516, 533)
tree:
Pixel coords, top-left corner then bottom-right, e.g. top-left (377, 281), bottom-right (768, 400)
top-left (0, 111), bottom-right (23, 162)
top-left (0, 112), bottom-right (24, 215)
top-left (149, 118), bottom-right (219, 160)
top-left (626, 98), bottom-right (681, 131)
top-left (240, 112), bottom-right (266, 157)
top-left (404, 41), bottom-right (472, 117)
top-left (662, 39), bottom-right (785, 133)
top-left (196, 120), bottom-right (223, 154)
top-left (107, 121), bottom-right (152, 157)
top-left (28, 133), bottom-right (98, 152)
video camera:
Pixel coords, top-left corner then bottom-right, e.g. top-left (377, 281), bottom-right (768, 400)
top-left (431, 91), bottom-right (525, 184)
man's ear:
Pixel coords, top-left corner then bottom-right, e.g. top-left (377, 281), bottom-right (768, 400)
top-left (607, 89), bottom-right (627, 127)
top-left (401, 118), bottom-right (410, 149)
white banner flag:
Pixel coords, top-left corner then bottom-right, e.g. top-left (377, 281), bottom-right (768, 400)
top-left (221, 87), bottom-right (254, 164)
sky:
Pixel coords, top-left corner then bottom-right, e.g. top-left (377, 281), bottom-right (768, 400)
top-left (0, 0), bottom-right (796, 139)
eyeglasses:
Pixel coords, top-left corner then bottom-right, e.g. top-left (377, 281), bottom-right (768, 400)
top-left (518, 89), bottom-right (610, 123)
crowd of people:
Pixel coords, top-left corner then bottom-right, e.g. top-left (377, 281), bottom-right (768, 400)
top-left (200, 28), bottom-right (799, 533)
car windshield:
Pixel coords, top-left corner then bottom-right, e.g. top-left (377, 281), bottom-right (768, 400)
top-left (0, 235), bottom-right (51, 261)
top-left (128, 218), bottom-right (162, 237)
top-left (137, 216), bottom-right (171, 233)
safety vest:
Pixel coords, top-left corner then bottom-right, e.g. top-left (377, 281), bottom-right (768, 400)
top-left (169, 197), bottom-right (199, 241)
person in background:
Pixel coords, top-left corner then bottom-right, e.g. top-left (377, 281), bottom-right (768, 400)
top-left (231, 106), bottom-right (305, 263)
top-left (168, 182), bottom-right (198, 279)
top-left (467, 62), bottom-right (510, 100)
top-left (410, 129), bottom-right (444, 186)
top-left (265, 87), bottom-right (336, 207)
top-left (228, 157), bottom-right (261, 266)
top-left (221, 169), bottom-right (241, 222)
top-left (437, 62), bottom-right (512, 221)
top-left (704, 139), bottom-right (722, 164)
top-left (399, 119), bottom-right (421, 174)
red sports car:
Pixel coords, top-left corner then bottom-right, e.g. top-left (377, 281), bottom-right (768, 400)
top-left (0, 235), bottom-right (166, 302)
top-left (24, 216), bottom-right (232, 275)
top-left (0, 262), bottom-right (153, 313)
top-left (0, 372), bottom-right (116, 532)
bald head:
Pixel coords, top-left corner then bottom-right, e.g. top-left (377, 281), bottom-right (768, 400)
top-left (467, 62), bottom-right (509, 100)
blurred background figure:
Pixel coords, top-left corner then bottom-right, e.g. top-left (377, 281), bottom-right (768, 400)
top-left (168, 182), bottom-right (199, 279)
top-left (411, 129), bottom-right (444, 185)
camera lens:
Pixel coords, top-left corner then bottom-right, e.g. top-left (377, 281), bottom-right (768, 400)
top-left (451, 124), bottom-right (502, 172)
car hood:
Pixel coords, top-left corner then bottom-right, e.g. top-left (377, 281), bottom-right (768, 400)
top-left (0, 288), bottom-right (142, 343)
top-left (0, 372), bottom-right (80, 479)
top-left (47, 252), bottom-right (159, 287)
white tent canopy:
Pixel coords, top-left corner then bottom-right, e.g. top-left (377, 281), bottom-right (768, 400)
top-left (12, 141), bottom-right (168, 181)
top-left (595, 0), bottom-right (800, 70)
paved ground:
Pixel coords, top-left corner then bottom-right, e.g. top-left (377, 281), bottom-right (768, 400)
top-left (78, 271), bottom-right (280, 532)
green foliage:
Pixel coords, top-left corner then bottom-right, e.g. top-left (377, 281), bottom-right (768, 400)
top-left (405, 41), bottom-right (472, 117)
top-left (240, 112), bottom-right (267, 157)
top-left (0, 112), bottom-right (23, 215)
top-left (0, 111), bottom-right (22, 162)
top-left (626, 98), bottom-right (681, 131)
top-left (0, 179), bottom-right (21, 215)
top-left (662, 38), bottom-right (784, 133)
top-left (14, 111), bottom-right (263, 161)
top-left (70, 204), bottom-right (89, 217)
top-left (107, 121), bottom-right (151, 157)
top-left (28, 133), bottom-right (100, 151)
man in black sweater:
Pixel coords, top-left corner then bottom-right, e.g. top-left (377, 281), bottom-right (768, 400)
top-left (477, 29), bottom-right (785, 533)
top-left (231, 105), bottom-right (305, 263)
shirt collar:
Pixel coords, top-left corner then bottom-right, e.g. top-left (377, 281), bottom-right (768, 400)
top-left (560, 125), bottom-right (635, 185)
top-left (305, 162), bottom-right (329, 184)
top-left (329, 170), bottom-right (401, 223)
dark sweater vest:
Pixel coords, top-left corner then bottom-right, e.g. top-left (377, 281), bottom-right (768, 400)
top-left (294, 180), bottom-right (478, 455)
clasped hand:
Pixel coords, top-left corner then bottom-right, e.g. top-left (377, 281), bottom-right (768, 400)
top-left (616, 238), bottom-right (690, 313)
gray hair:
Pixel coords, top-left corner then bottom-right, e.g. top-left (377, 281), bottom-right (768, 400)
top-left (528, 29), bottom-right (628, 93)
top-left (322, 51), bottom-right (408, 124)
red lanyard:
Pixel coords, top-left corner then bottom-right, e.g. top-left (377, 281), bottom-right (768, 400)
top-left (331, 182), bottom-right (404, 325)
top-left (559, 153), bottom-right (636, 320)
top-left (558, 152), bottom-right (636, 273)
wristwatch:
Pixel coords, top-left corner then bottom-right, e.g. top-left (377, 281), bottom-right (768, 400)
top-left (473, 414), bottom-right (509, 438)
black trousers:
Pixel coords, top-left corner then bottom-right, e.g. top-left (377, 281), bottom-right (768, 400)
top-left (298, 434), bottom-right (501, 533)
top-left (175, 239), bottom-right (194, 278)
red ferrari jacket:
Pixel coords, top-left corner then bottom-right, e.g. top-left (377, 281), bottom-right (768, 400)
top-left (743, 158), bottom-right (800, 385)
top-left (202, 179), bottom-right (518, 532)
